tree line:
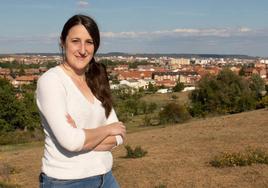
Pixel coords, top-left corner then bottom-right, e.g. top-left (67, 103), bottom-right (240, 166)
top-left (0, 68), bottom-right (267, 145)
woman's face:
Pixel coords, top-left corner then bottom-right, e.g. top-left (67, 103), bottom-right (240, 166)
top-left (63, 24), bottom-right (94, 73)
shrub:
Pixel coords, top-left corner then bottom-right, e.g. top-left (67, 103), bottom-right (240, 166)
top-left (257, 95), bottom-right (268, 108)
top-left (147, 102), bottom-right (157, 113)
top-left (173, 82), bottom-right (184, 92)
top-left (171, 95), bottom-right (178, 100)
top-left (124, 145), bottom-right (147, 158)
top-left (142, 115), bottom-right (152, 126)
top-left (155, 184), bottom-right (167, 188)
top-left (210, 148), bottom-right (268, 168)
top-left (159, 103), bottom-right (191, 125)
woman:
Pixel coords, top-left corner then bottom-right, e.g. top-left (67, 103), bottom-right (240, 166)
top-left (36, 14), bottom-right (126, 188)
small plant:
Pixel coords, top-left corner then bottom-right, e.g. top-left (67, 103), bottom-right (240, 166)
top-left (0, 163), bottom-right (17, 181)
top-left (142, 115), bottom-right (152, 126)
top-left (0, 182), bottom-right (20, 188)
top-left (155, 183), bottom-right (167, 188)
top-left (171, 95), bottom-right (178, 100)
top-left (124, 145), bottom-right (147, 158)
top-left (210, 148), bottom-right (268, 168)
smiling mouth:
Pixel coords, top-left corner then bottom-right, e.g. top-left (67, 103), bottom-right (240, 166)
top-left (75, 56), bottom-right (87, 60)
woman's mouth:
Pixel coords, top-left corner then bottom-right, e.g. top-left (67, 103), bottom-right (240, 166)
top-left (75, 56), bottom-right (87, 61)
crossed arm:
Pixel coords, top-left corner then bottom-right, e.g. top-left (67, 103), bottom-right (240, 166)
top-left (66, 114), bottom-right (125, 151)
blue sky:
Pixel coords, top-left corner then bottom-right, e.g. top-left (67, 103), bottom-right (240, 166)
top-left (0, 0), bottom-right (268, 57)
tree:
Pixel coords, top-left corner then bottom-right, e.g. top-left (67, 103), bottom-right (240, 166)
top-left (173, 82), bottom-right (184, 92)
top-left (189, 68), bottom-right (256, 116)
top-left (249, 74), bottom-right (265, 99)
top-left (9, 68), bottom-right (16, 79)
top-left (18, 67), bottom-right (25, 76)
top-left (147, 102), bottom-right (157, 113)
top-left (239, 65), bottom-right (247, 76)
top-left (21, 92), bottom-right (40, 130)
top-left (139, 102), bottom-right (148, 114)
top-left (0, 78), bottom-right (19, 131)
top-left (147, 82), bottom-right (157, 93)
top-left (0, 78), bottom-right (39, 132)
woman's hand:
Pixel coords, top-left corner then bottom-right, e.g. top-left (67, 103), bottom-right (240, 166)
top-left (106, 122), bottom-right (126, 141)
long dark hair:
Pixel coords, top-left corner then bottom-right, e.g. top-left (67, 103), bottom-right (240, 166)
top-left (60, 14), bottom-right (113, 117)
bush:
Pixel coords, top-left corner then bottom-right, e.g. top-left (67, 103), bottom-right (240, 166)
top-left (124, 145), bottom-right (147, 158)
top-left (256, 95), bottom-right (268, 108)
top-left (159, 103), bottom-right (191, 124)
top-left (142, 115), bottom-right (152, 126)
top-left (171, 95), bottom-right (178, 100)
top-left (210, 148), bottom-right (268, 168)
top-left (155, 184), bottom-right (167, 188)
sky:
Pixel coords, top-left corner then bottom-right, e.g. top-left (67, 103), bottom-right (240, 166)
top-left (0, 0), bottom-right (268, 57)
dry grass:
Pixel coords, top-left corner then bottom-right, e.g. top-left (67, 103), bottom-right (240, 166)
top-left (140, 91), bottom-right (190, 106)
top-left (0, 109), bottom-right (268, 188)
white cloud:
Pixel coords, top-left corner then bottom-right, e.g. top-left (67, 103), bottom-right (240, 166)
top-left (77, 0), bottom-right (89, 8)
top-left (101, 27), bottom-right (266, 39)
top-left (0, 34), bottom-right (58, 43)
top-left (239, 27), bottom-right (251, 32)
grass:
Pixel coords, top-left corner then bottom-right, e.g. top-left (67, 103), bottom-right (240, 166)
top-left (140, 91), bottom-right (190, 107)
top-left (0, 141), bottom-right (43, 152)
top-left (124, 92), bottom-right (190, 133)
top-left (0, 107), bottom-right (268, 187)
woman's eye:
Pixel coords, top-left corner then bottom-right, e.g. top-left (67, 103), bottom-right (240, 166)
top-left (72, 40), bottom-right (79, 43)
top-left (86, 41), bottom-right (93, 44)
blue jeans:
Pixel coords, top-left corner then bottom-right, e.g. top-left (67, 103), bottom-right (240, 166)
top-left (39, 171), bottom-right (120, 188)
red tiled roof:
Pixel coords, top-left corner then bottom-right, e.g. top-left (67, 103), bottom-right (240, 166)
top-left (155, 80), bottom-right (176, 87)
top-left (16, 75), bottom-right (39, 81)
top-left (117, 70), bottom-right (153, 79)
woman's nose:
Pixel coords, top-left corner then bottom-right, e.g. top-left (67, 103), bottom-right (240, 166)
top-left (79, 43), bottom-right (87, 55)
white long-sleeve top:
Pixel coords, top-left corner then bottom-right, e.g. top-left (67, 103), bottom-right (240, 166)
top-left (36, 66), bottom-right (120, 179)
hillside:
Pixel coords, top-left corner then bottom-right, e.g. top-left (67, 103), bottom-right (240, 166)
top-left (1, 109), bottom-right (268, 188)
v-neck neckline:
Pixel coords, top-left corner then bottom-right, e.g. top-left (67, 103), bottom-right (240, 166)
top-left (57, 65), bottom-right (95, 105)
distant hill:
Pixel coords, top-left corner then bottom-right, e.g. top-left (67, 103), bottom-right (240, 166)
top-left (0, 52), bottom-right (260, 59)
top-left (97, 52), bottom-right (258, 59)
